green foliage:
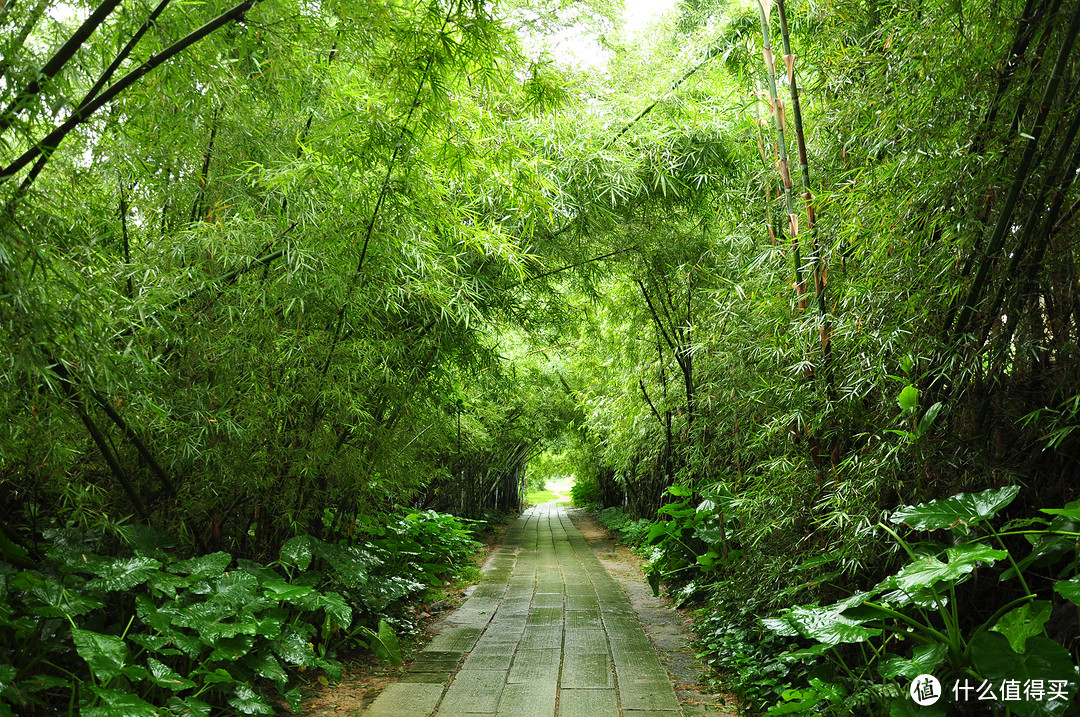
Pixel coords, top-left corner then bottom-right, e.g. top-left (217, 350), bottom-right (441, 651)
top-left (3, 0), bottom-right (1080, 715)
top-left (764, 488), bottom-right (1080, 715)
top-left (570, 477), bottom-right (602, 508)
top-left (594, 506), bottom-right (652, 548)
top-left (695, 590), bottom-right (819, 712)
top-left (0, 508), bottom-right (475, 714)
top-left (638, 484), bottom-right (743, 606)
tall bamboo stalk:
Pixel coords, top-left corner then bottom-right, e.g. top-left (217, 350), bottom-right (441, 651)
top-left (755, 0), bottom-right (807, 313)
top-left (978, 105), bottom-right (1080, 349)
top-left (756, 0), bottom-right (835, 483)
top-left (776, 0), bottom-right (833, 396)
top-left (0, 0), bottom-right (264, 186)
top-left (949, 0), bottom-right (1080, 343)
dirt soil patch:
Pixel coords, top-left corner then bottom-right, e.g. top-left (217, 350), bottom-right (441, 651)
top-left (567, 508), bottom-right (739, 716)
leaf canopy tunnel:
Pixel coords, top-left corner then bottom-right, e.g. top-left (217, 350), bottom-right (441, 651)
top-left (3, 0), bottom-right (1080, 702)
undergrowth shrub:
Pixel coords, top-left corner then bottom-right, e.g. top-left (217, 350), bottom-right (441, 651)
top-left (570, 476), bottom-right (602, 508)
top-left (0, 509), bottom-right (478, 715)
top-left (762, 487), bottom-right (1080, 715)
top-left (696, 593), bottom-right (817, 711)
top-left (594, 506), bottom-right (651, 548)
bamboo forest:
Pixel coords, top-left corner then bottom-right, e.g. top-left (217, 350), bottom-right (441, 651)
top-left (5, 0), bottom-right (1080, 713)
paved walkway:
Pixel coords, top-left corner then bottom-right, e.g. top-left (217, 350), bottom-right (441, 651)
top-left (363, 503), bottom-right (684, 716)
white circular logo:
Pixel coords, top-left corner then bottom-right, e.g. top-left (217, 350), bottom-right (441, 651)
top-left (910, 674), bottom-right (942, 706)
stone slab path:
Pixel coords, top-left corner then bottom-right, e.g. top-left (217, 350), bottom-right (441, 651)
top-left (362, 503), bottom-right (684, 716)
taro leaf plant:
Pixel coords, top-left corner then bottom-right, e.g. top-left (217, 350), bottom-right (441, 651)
top-left (644, 483), bottom-right (739, 606)
top-left (0, 507), bottom-right (478, 714)
top-left (764, 487), bottom-right (1080, 715)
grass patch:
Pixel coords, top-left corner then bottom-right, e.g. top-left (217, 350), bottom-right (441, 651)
top-left (525, 475), bottom-right (573, 505)
top-left (525, 488), bottom-right (570, 504)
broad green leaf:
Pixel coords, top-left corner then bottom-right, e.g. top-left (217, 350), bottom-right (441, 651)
top-left (128, 632), bottom-right (171, 653)
top-left (318, 544), bottom-right (376, 587)
top-left (646, 565), bottom-right (661, 597)
top-left (83, 687), bottom-right (158, 716)
top-left (890, 486), bottom-right (1021, 533)
top-left (916, 401), bottom-right (943, 436)
top-left (647, 522), bottom-right (672, 544)
top-left (694, 524), bottom-right (725, 545)
top-left (766, 680), bottom-right (844, 714)
top-left (17, 674), bottom-right (69, 694)
top-left (249, 651), bottom-right (288, 684)
top-left (318, 590), bottom-right (352, 628)
top-left (208, 634), bottom-right (256, 662)
top-left (284, 687), bottom-right (303, 711)
top-left (272, 629), bottom-right (316, 665)
top-left (372, 619), bottom-right (402, 665)
top-left (262, 580), bottom-right (315, 603)
top-left (775, 593), bottom-right (882, 646)
top-left (970, 633), bottom-right (1077, 716)
top-left (893, 543), bottom-right (1007, 593)
top-left (147, 570), bottom-right (193, 597)
top-left (1053, 575), bottom-right (1080, 606)
top-left (279, 535), bottom-right (315, 571)
top-left (147, 657), bottom-right (196, 691)
top-left (173, 552), bottom-right (232, 577)
top-left (1001, 534), bottom-right (1075, 581)
top-left (166, 696), bottom-right (211, 717)
top-left (228, 685), bottom-right (273, 715)
top-left (235, 558), bottom-right (282, 583)
top-left (193, 667), bottom-right (237, 685)
top-left (991, 600), bottom-right (1051, 652)
top-left (212, 570), bottom-right (259, 607)
top-left (765, 691), bottom-right (821, 714)
top-left (657, 502), bottom-right (694, 518)
top-left (762, 616), bottom-right (798, 636)
top-left (897, 385), bottom-right (918, 414)
top-left (878, 643), bottom-right (947, 679)
top-left (667, 484), bottom-right (692, 496)
top-left (0, 532), bottom-right (29, 564)
top-left (71, 629), bottom-right (129, 681)
top-left (27, 581), bottom-right (105, 617)
top-left (86, 556), bottom-right (162, 591)
top-left (1040, 499), bottom-right (1080, 521)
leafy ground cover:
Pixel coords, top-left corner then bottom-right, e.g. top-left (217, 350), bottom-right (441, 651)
top-left (0, 509), bottom-right (481, 715)
top-left (632, 485), bottom-right (1080, 715)
top-left (297, 514), bottom-right (512, 715)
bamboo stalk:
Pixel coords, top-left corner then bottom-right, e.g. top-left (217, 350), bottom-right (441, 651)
top-left (0, 0), bottom-right (50, 85)
top-left (776, 0), bottom-right (834, 396)
top-left (0, 0), bottom-right (263, 185)
top-left (0, 0), bottom-right (123, 135)
top-left (755, 0), bottom-right (807, 312)
top-left (189, 108), bottom-right (219, 224)
top-left (8, 0), bottom-right (176, 200)
top-left (977, 105), bottom-right (1080, 349)
top-left (949, 0), bottom-right (1080, 343)
top-left (970, 0), bottom-right (1046, 155)
top-left (119, 178), bottom-right (133, 299)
